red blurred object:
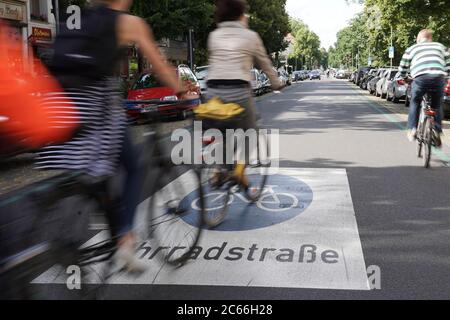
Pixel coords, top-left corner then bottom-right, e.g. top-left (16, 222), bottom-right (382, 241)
top-left (397, 79), bottom-right (405, 86)
top-left (425, 109), bottom-right (437, 116)
top-left (0, 21), bottom-right (78, 151)
top-left (445, 79), bottom-right (450, 95)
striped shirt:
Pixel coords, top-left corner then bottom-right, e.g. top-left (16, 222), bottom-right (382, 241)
top-left (35, 77), bottom-right (127, 177)
top-left (399, 42), bottom-right (450, 78)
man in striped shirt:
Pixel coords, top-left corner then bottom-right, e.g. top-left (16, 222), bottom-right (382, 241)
top-left (399, 29), bottom-right (450, 145)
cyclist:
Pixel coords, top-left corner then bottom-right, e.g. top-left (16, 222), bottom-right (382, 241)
top-left (36, 0), bottom-right (187, 272)
top-left (206, 0), bottom-right (282, 181)
top-left (399, 29), bottom-right (450, 146)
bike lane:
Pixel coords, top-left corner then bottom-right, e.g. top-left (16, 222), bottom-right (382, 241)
top-left (33, 83), bottom-right (370, 295)
top-left (33, 80), bottom-right (450, 299)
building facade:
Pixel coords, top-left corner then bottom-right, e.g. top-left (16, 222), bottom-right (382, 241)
top-left (27, 0), bottom-right (56, 73)
top-left (0, 0), bottom-right (55, 74)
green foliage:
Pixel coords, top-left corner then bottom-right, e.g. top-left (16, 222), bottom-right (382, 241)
top-left (289, 18), bottom-right (322, 69)
top-left (329, 13), bottom-right (370, 69)
top-left (131, 0), bottom-right (214, 66)
top-left (247, 0), bottom-right (291, 56)
top-left (131, 0), bottom-right (291, 66)
top-left (320, 47), bottom-right (329, 69)
top-left (330, 0), bottom-right (450, 69)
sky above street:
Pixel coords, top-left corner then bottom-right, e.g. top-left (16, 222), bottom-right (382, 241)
top-left (286, 0), bottom-right (363, 49)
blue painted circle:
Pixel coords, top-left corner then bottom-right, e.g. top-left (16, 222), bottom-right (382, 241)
top-left (180, 174), bottom-right (313, 231)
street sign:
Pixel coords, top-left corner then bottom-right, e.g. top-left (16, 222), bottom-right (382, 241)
top-left (388, 46), bottom-right (395, 59)
top-left (35, 168), bottom-right (370, 291)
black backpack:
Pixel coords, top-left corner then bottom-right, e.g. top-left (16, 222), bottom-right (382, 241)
top-left (49, 5), bottom-right (120, 87)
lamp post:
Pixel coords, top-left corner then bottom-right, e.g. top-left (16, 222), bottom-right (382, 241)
top-left (389, 25), bottom-right (394, 69)
top-left (188, 28), bottom-right (195, 70)
top-left (52, 0), bottom-right (60, 34)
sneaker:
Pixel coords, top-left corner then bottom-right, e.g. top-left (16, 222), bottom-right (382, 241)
top-left (435, 132), bottom-right (442, 148)
top-left (114, 243), bottom-right (147, 274)
top-left (407, 129), bottom-right (417, 142)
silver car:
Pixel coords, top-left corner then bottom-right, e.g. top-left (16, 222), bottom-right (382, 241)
top-left (368, 68), bottom-right (386, 95)
top-left (195, 65), bottom-right (209, 99)
top-left (376, 68), bottom-right (398, 99)
top-left (386, 71), bottom-right (408, 103)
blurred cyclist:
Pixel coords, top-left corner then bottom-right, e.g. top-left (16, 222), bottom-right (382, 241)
top-left (36, 0), bottom-right (186, 272)
top-left (400, 29), bottom-right (450, 146)
top-left (206, 0), bottom-right (282, 175)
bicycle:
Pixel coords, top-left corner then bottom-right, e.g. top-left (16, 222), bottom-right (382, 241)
top-left (416, 94), bottom-right (440, 168)
top-left (0, 99), bottom-right (206, 299)
top-left (192, 185), bottom-right (298, 214)
top-left (195, 112), bottom-right (271, 228)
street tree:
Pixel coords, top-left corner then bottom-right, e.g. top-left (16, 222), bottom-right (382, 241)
top-left (332, 0), bottom-right (449, 68)
top-left (289, 18), bottom-right (321, 70)
top-left (247, 0), bottom-right (291, 62)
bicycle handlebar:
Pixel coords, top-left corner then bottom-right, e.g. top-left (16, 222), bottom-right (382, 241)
top-left (404, 76), bottom-right (413, 84)
top-left (123, 98), bottom-right (200, 107)
top-left (124, 98), bottom-right (200, 121)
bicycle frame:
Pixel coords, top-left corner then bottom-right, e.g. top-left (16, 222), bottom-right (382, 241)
top-left (417, 95), bottom-right (437, 144)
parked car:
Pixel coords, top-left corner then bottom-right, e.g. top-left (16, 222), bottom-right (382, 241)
top-left (349, 71), bottom-right (357, 83)
top-left (300, 70), bottom-right (309, 80)
top-left (386, 72), bottom-right (408, 103)
top-left (291, 71), bottom-right (302, 82)
top-left (279, 69), bottom-right (291, 86)
top-left (195, 65), bottom-right (209, 99)
top-left (126, 65), bottom-right (201, 120)
top-left (251, 69), bottom-right (265, 96)
top-left (259, 72), bottom-right (272, 94)
top-left (335, 69), bottom-right (349, 79)
top-left (444, 78), bottom-right (450, 118)
top-left (309, 70), bottom-right (321, 80)
top-left (277, 70), bottom-right (287, 87)
top-left (368, 68), bottom-right (387, 95)
top-left (376, 68), bottom-right (398, 99)
top-left (355, 66), bottom-right (374, 86)
top-left (360, 69), bottom-right (378, 90)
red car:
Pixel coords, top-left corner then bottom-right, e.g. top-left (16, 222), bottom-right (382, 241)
top-left (127, 64), bottom-right (201, 120)
top-left (444, 78), bottom-right (450, 118)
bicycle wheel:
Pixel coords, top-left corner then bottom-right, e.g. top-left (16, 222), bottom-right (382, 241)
top-left (147, 164), bottom-right (205, 266)
top-left (200, 166), bottom-right (233, 228)
top-left (417, 122), bottom-right (423, 158)
top-left (243, 129), bottom-right (270, 202)
top-left (423, 118), bottom-right (432, 168)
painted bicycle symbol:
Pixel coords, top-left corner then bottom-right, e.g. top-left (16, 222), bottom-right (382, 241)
top-left (192, 185), bottom-right (299, 212)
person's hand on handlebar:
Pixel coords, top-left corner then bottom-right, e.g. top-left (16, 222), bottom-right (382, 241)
top-left (175, 84), bottom-right (200, 101)
top-left (179, 92), bottom-right (200, 101)
top-left (403, 75), bottom-right (413, 84)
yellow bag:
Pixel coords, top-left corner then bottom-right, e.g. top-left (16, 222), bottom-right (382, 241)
top-left (194, 97), bottom-right (245, 121)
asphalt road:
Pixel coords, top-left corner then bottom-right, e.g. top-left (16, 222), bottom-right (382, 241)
top-left (29, 78), bottom-right (450, 299)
